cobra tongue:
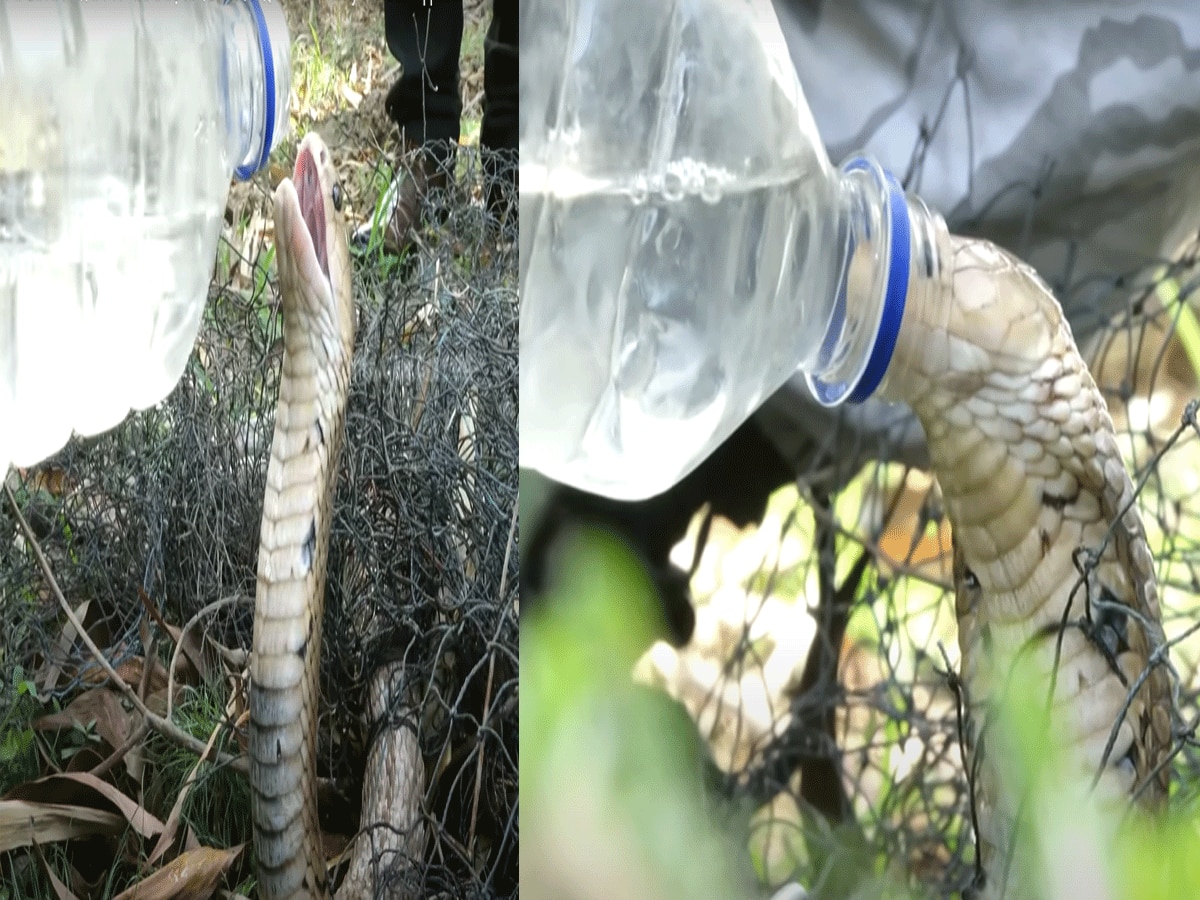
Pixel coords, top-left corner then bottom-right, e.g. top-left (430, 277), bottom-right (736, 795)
top-left (292, 144), bottom-right (329, 280)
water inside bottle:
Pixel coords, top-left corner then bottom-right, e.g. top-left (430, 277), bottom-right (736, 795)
top-left (0, 125), bottom-right (225, 470)
top-left (0, 5), bottom-right (233, 472)
top-left (520, 158), bottom-right (839, 498)
top-left (0, 197), bottom-right (221, 468)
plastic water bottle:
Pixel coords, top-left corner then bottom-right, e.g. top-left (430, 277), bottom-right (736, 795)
top-left (520, 0), bottom-right (941, 500)
top-left (0, 0), bottom-right (290, 474)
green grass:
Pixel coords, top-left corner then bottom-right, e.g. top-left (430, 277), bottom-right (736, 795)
top-left (151, 677), bottom-right (251, 852)
top-left (289, 18), bottom-right (359, 133)
top-left (0, 667), bottom-right (40, 795)
top-left (0, 843), bottom-right (73, 900)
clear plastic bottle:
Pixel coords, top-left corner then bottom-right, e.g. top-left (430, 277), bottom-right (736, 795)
top-left (0, 0), bottom-right (291, 473)
top-left (520, 0), bottom-right (940, 500)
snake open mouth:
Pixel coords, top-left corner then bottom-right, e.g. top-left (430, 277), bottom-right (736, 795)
top-left (293, 144), bottom-right (330, 280)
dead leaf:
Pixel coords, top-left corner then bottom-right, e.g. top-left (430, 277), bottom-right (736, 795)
top-left (121, 724), bottom-right (148, 783)
top-left (112, 845), bottom-right (242, 900)
top-left (32, 686), bottom-right (131, 754)
top-left (4, 772), bottom-right (165, 839)
top-left (23, 465), bottom-right (72, 496)
top-left (164, 622), bottom-right (210, 684)
top-left (144, 687), bottom-right (171, 718)
top-left (79, 656), bottom-right (168, 697)
top-left (0, 800), bottom-right (121, 851)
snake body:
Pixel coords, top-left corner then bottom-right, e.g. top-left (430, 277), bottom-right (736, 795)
top-left (250, 132), bottom-right (355, 900)
top-left (876, 225), bottom-right (1173, 896)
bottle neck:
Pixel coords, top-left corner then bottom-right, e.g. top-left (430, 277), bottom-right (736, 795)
top-left (221, 0), bottom-right (291, 180)
top-left (805, 157), bottom-right (946, 407)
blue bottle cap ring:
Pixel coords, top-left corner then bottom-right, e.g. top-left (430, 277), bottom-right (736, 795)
top-left (233, 0), bottom-right (277, 181)
top-left (848, 165), bottom-right (909, 403)
top-left (807, 158), bottom-right (909, 405)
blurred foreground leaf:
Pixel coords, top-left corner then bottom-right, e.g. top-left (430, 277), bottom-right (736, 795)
top-left (521, 526), bottom-right (757, 900)
top-left (979, 650), bottom-right (1200, 900)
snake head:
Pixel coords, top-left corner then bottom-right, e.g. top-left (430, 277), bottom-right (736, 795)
top-left (273, 131), bottom-right (355, 353)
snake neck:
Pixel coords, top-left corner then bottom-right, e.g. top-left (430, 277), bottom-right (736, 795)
top-left (879, 232), bottom-right (1160, 650)
top-left (875, 226), bottom-right (1172, 896)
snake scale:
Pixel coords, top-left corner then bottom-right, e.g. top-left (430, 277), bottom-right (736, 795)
top-left (875, 221), bottom-right (1175, 896)
top-left (250, 132), bottom-right (354, 899)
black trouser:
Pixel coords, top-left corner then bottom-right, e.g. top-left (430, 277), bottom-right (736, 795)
top-left (480, 0), bottom-right (517, 158)
top-left (383, 0), bottom-right (517, 169)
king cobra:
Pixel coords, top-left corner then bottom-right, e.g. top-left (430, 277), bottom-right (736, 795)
top-left (874, 222), bottom-right (1174, 896)
top-left (250, 132), bottom-right (354, 899)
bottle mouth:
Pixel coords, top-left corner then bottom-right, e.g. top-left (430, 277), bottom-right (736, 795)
top-left (806, 157), bottom-right (911, 406)
top-left (233, 0), bottom-right (287, 180)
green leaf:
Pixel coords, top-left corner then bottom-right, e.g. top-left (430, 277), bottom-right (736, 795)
top-left (521, 527), bottom-right (758, 899)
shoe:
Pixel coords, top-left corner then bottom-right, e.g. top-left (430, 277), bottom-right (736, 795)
top-left (354, 140), bottom-right (448, 255)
